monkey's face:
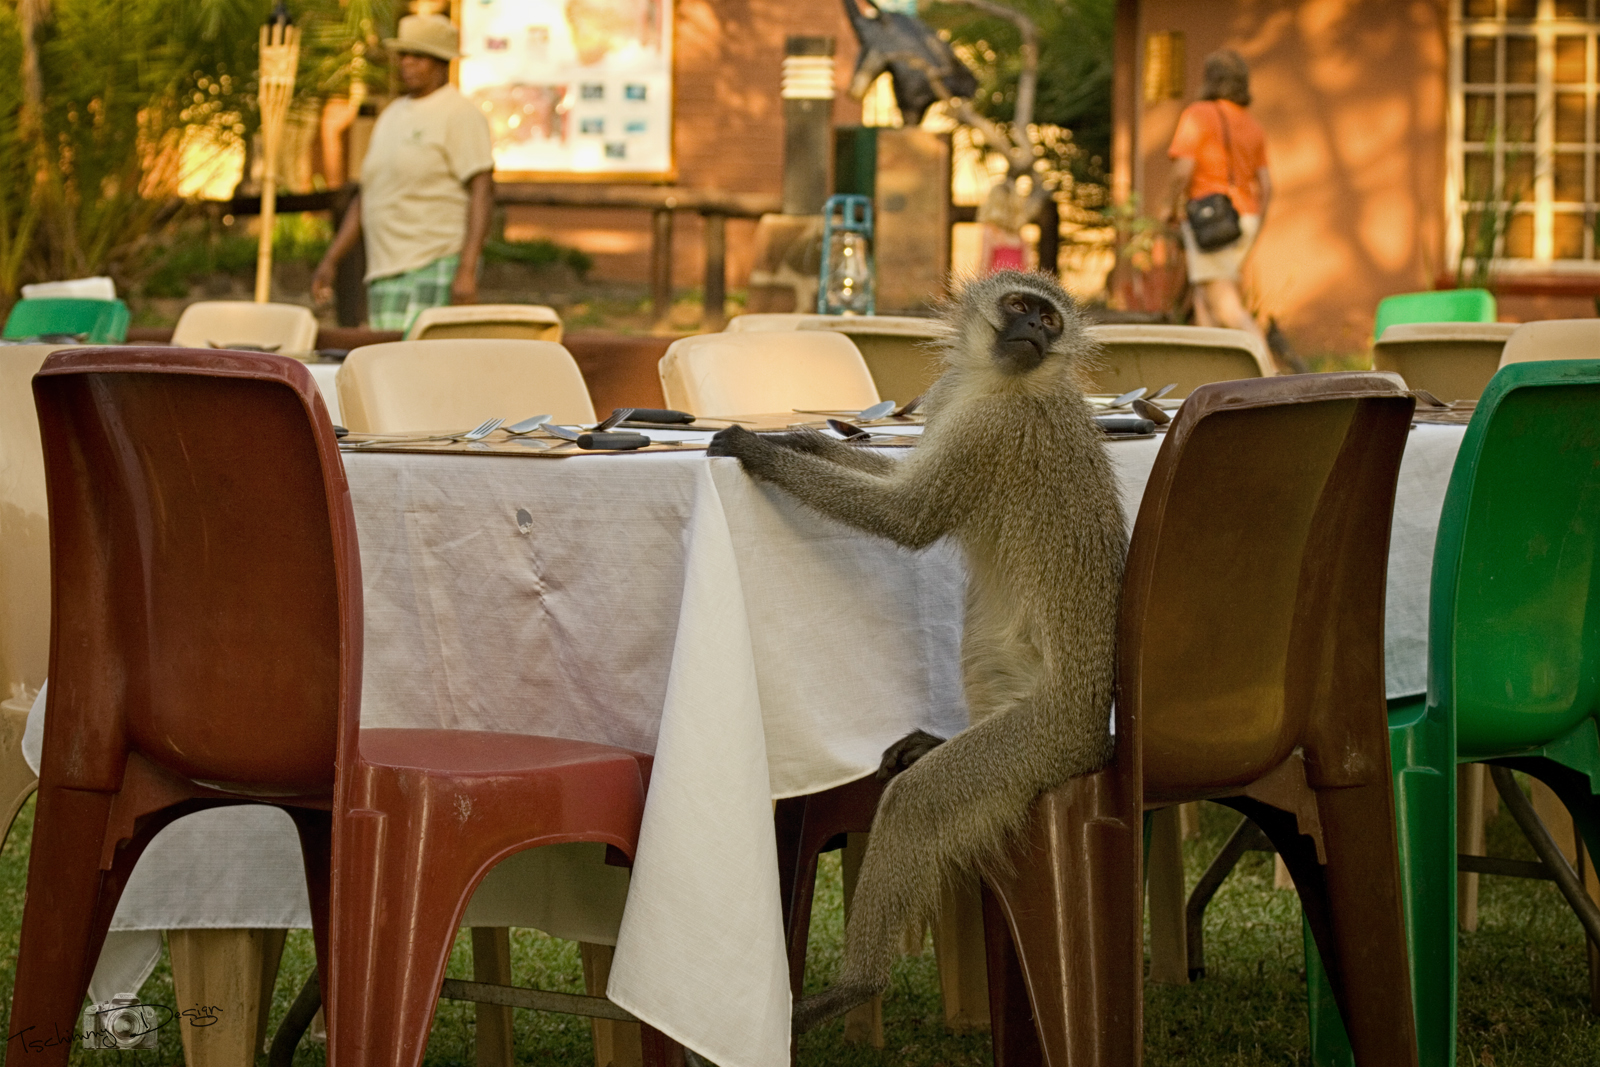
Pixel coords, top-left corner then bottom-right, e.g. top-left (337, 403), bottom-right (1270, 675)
top-left (993, 291), bottom-right (1064, 374)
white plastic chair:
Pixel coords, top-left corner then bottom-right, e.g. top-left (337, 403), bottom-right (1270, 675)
top-left (1499, 319), bottom-right (1600, 368)
top-left (171, 301), bottom-right (319, 357)
top-left (1083, 325), bottom-right (1273, 396)
top-left (1372, 322), bottom-right (1517, 402)
top-left (407, 304), bottom-right (563, 343)
top-left (336, 339), bottom-right (596, 434)
top-left (658, 331), bottom-right (880, 417)
top-left (0, 345), bottom-right (59, 840)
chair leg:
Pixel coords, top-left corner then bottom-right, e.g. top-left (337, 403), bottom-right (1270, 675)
top-left (982, 770), bottom-right (1142, 1067)
top-left (1184, 815), bottom-right (1273, 980)
top-left (0, 696), bottom-right (38, 844)
top-left (330, 807), bottom-right (475, 1067)
top-left (471, 928), bottom-right (516, 1067)
top-left (1307, 701), bottom-right (1453, 1067)
top-left (1145, 806), bottom-right (1188, 985)
top-left (581, 942), bottom-right (643, 1067)
top-left (932, 874), bottom-right (990, 1031)
top-left (8, 786), bottom-right (126, 1066)
top-left (168, 929), bottom-right (282, 1067)
top-left (1458, 764), bottom-right (1488, 932)
top-left (839, 832), bottom-right (885, 1046)
top-left (1247, 779), bottom-right (1420, 1067)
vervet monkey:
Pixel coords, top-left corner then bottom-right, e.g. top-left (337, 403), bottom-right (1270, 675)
top-left (706, 271), bottom-right (1127, 1031)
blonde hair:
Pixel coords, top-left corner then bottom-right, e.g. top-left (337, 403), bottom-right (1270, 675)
top-left (1201, 49), bottom-right (1251, 107)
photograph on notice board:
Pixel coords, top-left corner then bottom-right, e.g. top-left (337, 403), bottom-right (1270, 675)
top-left (458, 0), bottom-right (673, 178)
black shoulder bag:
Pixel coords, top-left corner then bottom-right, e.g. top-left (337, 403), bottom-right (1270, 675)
top-left (1185, 102), bottom-right (1244, 252)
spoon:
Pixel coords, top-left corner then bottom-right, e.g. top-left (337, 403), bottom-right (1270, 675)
top-left (856, 400), bottom-right (897, 422)
top-left (1131, 398), bottom-right (1170, 426)
top-left (827, 418), bottom-right (874, 441)
top-left (1106, 387), bottom-right (1147, 410)
top-left (1150, 383), bottom-right (1179, 402)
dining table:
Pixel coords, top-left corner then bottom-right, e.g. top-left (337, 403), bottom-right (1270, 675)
top-left (24, 417), bottom-right (1469, 1067)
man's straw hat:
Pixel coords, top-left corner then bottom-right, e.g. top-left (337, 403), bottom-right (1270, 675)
top-left (385, 14), bottom-right (460, 61)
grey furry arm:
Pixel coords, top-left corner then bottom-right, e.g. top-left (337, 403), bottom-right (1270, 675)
top-left (708, 426), bottom-right (960, 549)
top-left (752, 428), bottom-right (899, 475)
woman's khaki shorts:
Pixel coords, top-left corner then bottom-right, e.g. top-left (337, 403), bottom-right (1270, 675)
top-left (1181, 213), bottom-right (1260, 284)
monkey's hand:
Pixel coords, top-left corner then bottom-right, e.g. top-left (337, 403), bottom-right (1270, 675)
top-left (706, 425), bottom-right (781, 470)
top-left (876, 729), bottom-right (946, 779)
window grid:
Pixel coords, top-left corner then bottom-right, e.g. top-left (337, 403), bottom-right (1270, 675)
top-left (1456, 0), bottom-right (1600, 267)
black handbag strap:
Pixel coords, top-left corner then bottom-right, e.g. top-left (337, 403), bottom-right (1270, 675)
top-left (1214, 101), bottom-right (1236, 196)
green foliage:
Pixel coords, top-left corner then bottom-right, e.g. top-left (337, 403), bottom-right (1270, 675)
top-left (484, 238), bottom-right (594, 279)
top-left (922, 0), bottom-right (1115, 181)
top-left (139, 213), bottom-right (332, 298)
top-left (0, 0), bottom-right (399, 300)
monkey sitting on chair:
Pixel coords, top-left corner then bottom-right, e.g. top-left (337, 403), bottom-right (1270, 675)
top-left (706, 270), bottom-right (1128, 1032)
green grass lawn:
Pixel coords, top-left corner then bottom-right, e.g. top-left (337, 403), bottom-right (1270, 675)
top-left (3, 793), bottom-right (1599, 1066)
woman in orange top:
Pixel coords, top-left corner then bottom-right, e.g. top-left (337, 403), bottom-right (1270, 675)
top-left (1166, 50), bottom-right (1271, 341)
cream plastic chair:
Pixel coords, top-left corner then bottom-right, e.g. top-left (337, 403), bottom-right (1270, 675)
top-left (1499, 318), bottom-right (1600, 368)
top-left (1371, 322), bottom-right (1517, 402)
top-left (1083, 324), bottom-right (1273, 396)
top-left (0, 345), bottom-right (58, 840)
top-left (171, 301), bottom-right (319, 357)
top-left (798, 317), bottom-right (948, 408)
top-left (337, 339), bottom-right (596, 433)
top-left (407, 303), bottom-right (564, 343)
top-left (658, 331), bottom-right (879, 417)
top-left (725, 313), bottom-right (948, 405)
top-left (723, 313), bottom-right (826, 332)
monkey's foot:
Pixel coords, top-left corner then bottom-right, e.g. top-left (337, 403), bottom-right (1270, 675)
top-left (877, 729), bottom-right (946, 779)
top-left (793, 981), bottom-right (880, 1035)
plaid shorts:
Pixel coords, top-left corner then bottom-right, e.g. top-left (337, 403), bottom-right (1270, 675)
top-left (366, 255), bottom-right (459, 333)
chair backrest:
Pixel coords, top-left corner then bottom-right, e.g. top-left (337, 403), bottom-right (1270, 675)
top-left (171, 301), bottom-right (320, 356)
top-left (1496, 318), bottom-right (1600, 368)
top-left (723, 313), bottom-right (828, 332)
top-left (0, 346), bottom-right (64, 703)
top-left (3, 298), bottom-right (130, 344)
top-left (1083, 325), bottom-right (1272, 397)
top-left (658, 331), bottom-right (879, 416)
top-left (31, 348), bottom-right (360, 794)
top-left (1119, 373), bottom-right (1415, 798)
top-left (798, 316), bottom-right (949, 406)
top-left (1373, 288), bottom-right (1496, 341)
top-left (1429, 359), bottom-right (1600, 758)
top-left (407, 303), bottom-right (564, 343)
top-left (337, 339), bottom-right (596, 433)
top-left (1371, 321), bottom-right (1516, 402)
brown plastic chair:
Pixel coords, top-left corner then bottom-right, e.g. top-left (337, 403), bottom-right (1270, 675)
top-left (1371, 321), bottom-right (1515, 402)
top-left (10, 347), bottom-right (679, 1067)
top-left (982, 373), bottom-right (1419, 1067)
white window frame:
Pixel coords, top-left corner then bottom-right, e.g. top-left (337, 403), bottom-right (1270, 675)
top-left (1448, 0), bottom-right (1600, 275)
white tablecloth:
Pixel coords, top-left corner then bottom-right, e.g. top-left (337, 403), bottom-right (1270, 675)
top-left (26, 424), bottom-right (1467, 1067)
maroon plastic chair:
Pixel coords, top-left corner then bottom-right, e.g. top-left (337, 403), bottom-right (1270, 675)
top-left (10, 347), bottom-right (679, 1067)
top-left (982, 373), bottom-right (1420, 1066)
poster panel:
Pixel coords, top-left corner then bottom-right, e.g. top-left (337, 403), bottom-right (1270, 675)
top-left (457, 0), bottom-right (674, 180)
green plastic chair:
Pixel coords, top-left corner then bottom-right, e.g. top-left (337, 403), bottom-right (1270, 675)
top-left (1310, 358), bottom-right (1600, 1067)
top-left (1373, 289), bottom-right (1497, 341)
top-left (2, 297), bottom-right (129, 343)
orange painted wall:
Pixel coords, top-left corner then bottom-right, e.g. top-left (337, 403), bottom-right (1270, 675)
top-left (1131, 0), bottom-right (1449, 355)
top-left (503, 0), bottom-right (863, 289)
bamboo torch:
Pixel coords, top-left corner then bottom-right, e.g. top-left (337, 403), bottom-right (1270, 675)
top-left (255, 2), bottom-right (300, 303)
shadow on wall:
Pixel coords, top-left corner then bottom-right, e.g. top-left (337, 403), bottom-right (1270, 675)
top-left (1193, 1), bottom-right (1448, 353)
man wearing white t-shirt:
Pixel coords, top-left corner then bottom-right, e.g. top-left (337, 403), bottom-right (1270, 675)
top-left (312, 14), bottom-right (494, 332)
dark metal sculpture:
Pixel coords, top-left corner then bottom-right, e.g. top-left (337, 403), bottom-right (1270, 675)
top-left (842, 0), bottom-right (978, 125)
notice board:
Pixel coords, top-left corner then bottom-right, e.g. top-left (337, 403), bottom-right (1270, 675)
top-left (457, 0), bottom-right (674, 180)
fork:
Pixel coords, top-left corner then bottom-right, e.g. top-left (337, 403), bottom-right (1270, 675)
top-left (455, 418), bottom-right (504, 441)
